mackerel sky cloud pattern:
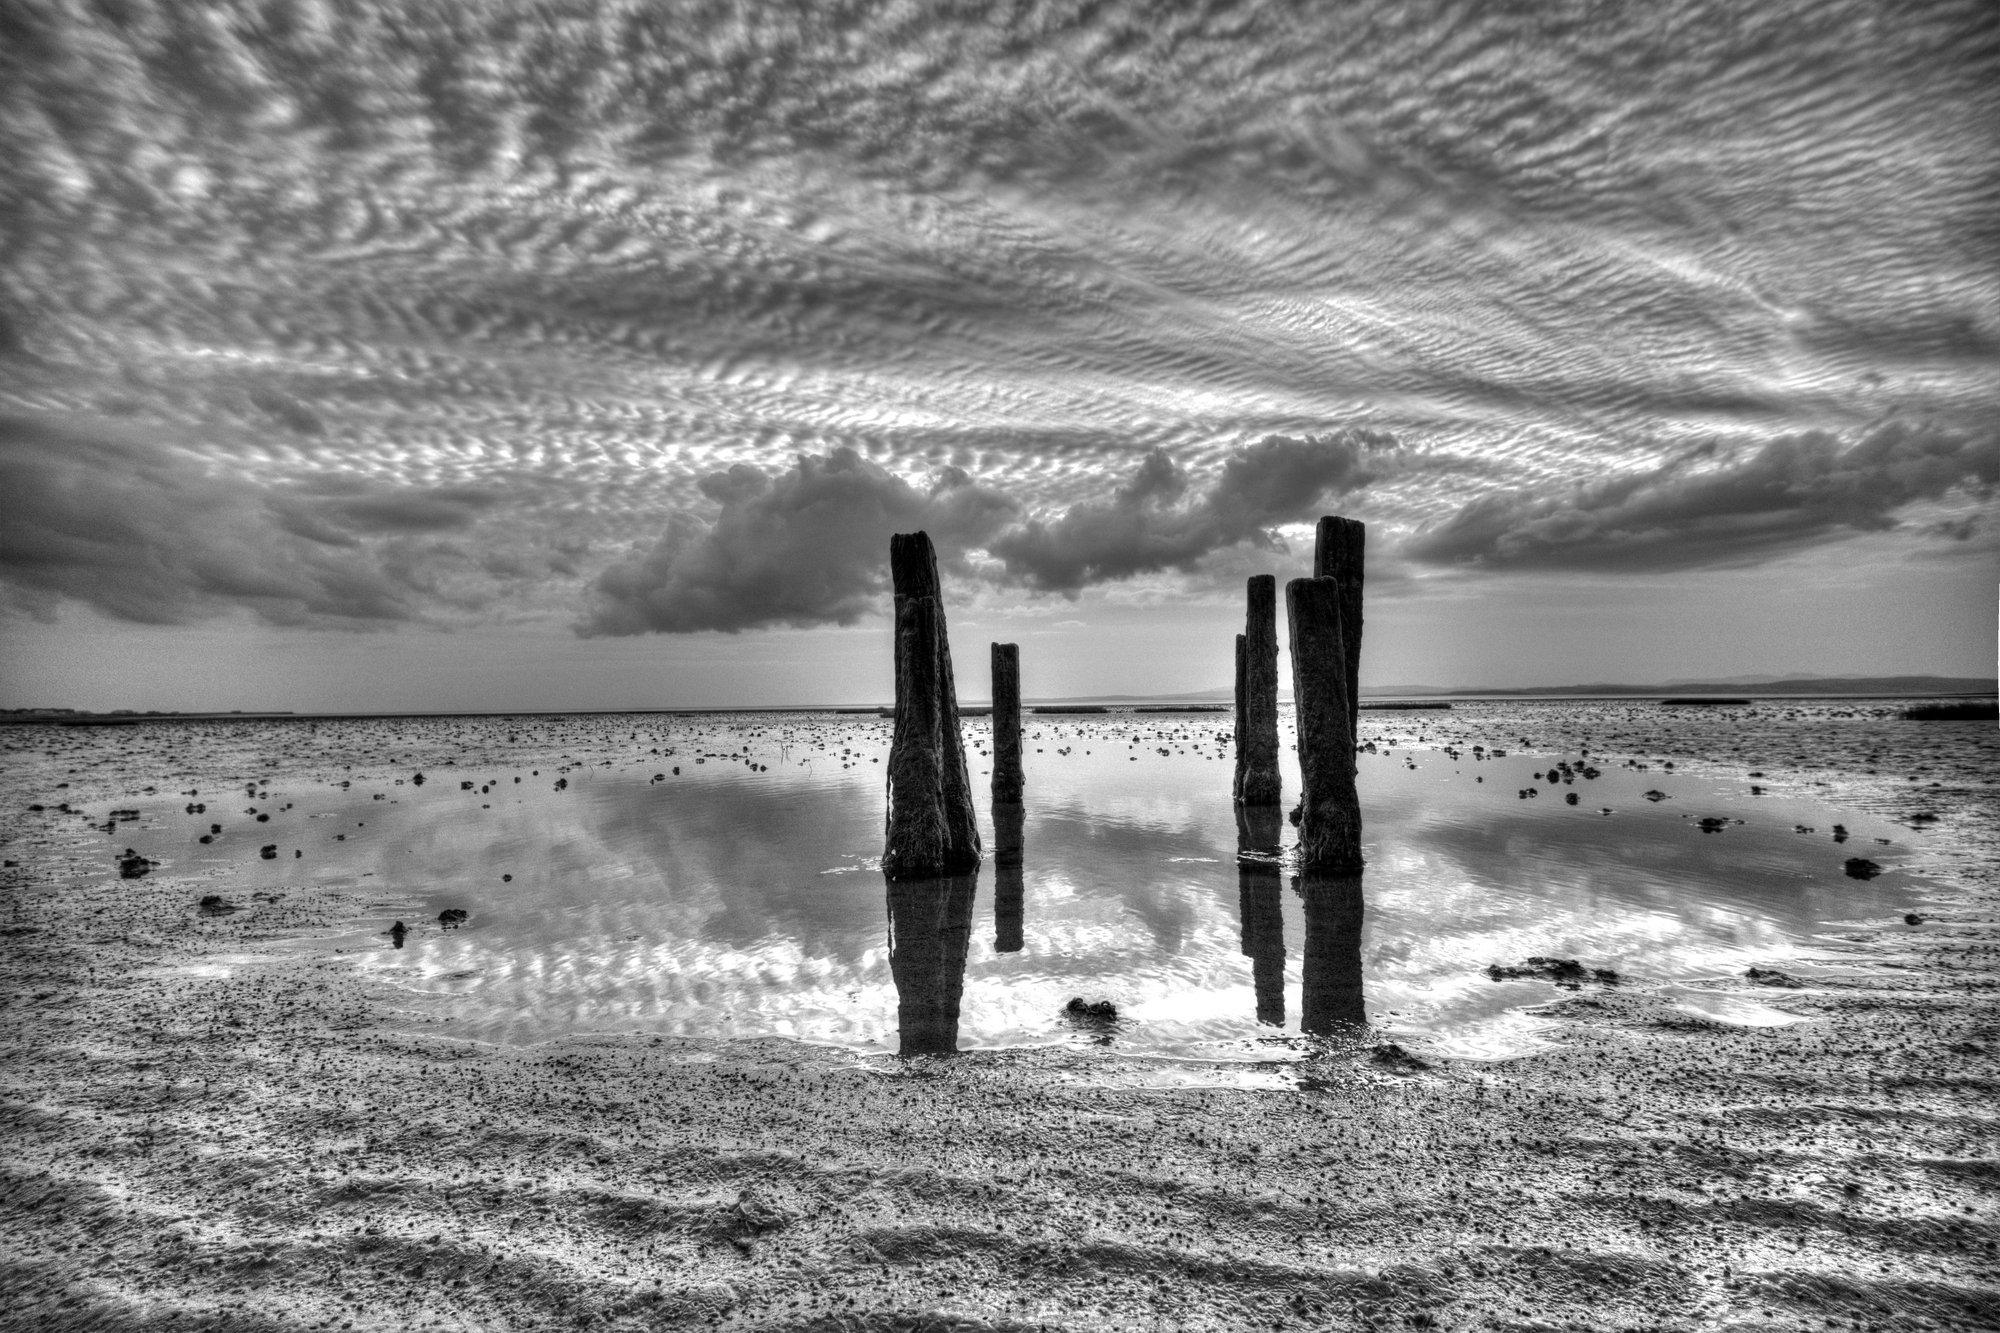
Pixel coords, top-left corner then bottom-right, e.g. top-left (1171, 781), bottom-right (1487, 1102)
top-left (2, 0), bottom-right (1996, 641)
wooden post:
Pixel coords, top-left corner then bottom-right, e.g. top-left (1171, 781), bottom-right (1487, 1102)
top-left (1299, 873), bottom-right (1365, 1033)
top-left (1237, 575), bottom-right (1282, 806)
top-left (886, 874), bottom-right (977, 1055)
top-left (1313, 516), bottom-right (1365, 749)
top-left (991, 642), bottom-right (1022, 805)
top-left (1286, 577), bottom-right (1362, 872)
top-left (993, 800), bottom-right (1024, 954)
top-left (1236, 803), bottom-right (1286, 1026)
top-left (884, 532), bottom-right (981, 879)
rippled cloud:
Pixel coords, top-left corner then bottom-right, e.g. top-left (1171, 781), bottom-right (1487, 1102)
top-left (2, 0), bottom-right (1995, 647)
top-left (1404, 421), bottom-right (2000, 573)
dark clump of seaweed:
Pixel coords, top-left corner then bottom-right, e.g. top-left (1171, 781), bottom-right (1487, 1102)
top-left (1487, 957), bottom-right (1620, 986)
top-left (1369, 1042), bottom-right (1431, 1073)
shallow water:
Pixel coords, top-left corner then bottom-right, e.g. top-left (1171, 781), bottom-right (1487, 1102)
top-left (56, 705), bottom-right (1944, 1063)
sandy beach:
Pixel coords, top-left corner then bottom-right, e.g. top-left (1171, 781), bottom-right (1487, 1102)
top-left (3, 704), bottom-right (1995, 1332)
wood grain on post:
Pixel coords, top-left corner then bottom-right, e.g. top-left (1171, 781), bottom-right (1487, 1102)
top-left (991, 642), bottom-right (1022, 805)
top-left (884, 532), bottom-right (981, 878)
top-left (1238, 575), bottom-right (1282, 807)
top-left (1286, 577), bottom-right (1363, 872)
top-left (1313, 516), bottom-right (1365, 749)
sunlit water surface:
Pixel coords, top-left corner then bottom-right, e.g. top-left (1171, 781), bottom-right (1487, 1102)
top-left (92, 706), bottom-right (1943, 1065)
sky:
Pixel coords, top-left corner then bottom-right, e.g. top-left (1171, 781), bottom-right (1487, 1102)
top-left (2, 0), bottom-right (1996, 712)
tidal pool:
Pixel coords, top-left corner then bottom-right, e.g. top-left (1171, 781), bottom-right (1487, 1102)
top-left (82, 707), bottom-right (1934, 1064)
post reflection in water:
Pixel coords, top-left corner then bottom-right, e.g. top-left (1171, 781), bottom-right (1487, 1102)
top-left (993, 803), bottom-right (1025, 954)
top-left (885, 874), bottom-right (978, 1056)
top-left (1235, 805), bottom-right (1286, 1026)
top-left (1299, 872), bottom-right (1367, 1034)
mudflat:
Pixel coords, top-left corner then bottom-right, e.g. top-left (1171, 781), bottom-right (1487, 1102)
top-left (3, 702), bottom-right (1995, 1331)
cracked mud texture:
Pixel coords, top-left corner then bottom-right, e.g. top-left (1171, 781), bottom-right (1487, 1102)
top-left (2, 702), bottom-right (1995, 1331)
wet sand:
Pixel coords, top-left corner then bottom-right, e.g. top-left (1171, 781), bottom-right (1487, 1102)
top-left (2, 705), bottom-right (1995, 1331)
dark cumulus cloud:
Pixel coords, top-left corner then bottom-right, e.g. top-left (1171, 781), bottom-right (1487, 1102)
top-left (1403, 420), bottom-right (2000, 573)
top-left (578, 449), bottom-right (1019, 635)
top-left (0, 414), bottom-right (520, 627)
top-left (990, 431), bottom-right (1395, 593)
top-left (582, 432), bottom-right (1394, 633)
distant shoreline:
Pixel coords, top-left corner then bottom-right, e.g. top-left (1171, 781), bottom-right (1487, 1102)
top-left (4, 685), bottom-right (1993, 726)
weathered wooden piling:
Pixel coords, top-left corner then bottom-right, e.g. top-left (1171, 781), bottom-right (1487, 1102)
top-left (1286, 577), bottom-right (1363, 871)
top-left (886, 874), bottom-right (977, 1055)
top-left (883, 532), bottom-right (981, 879)
top-left (991, 642), bottom-right (1023, 805)
top-left (1313, 516), bottom-right (1365, 749)
top-left (1235, 575), bottom-right (1282, 806)
top-left (1236, 803), bottom-right (1286, 1026)
top-left (1299, 873), bottom-right (1366, 1034)
top-left (993, 801), bottom-right (1024, 954)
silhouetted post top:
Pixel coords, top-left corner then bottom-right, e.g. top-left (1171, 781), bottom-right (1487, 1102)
top-left (1312, 516), bottom-right (1364, 582)
top-left (891, 530), bottom-right (942, 600)
top-left (1313, 515), bottom-right (1365, 762)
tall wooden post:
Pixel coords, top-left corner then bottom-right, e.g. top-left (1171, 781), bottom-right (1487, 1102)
top-left (1237, 575), bottom-right (1282, 806)
top-left (1286, 578), bottom-right (1362, 872)
top-left (1313, 516), bottom-right (1365, 749)
top-left (884, 532), bottom-right (981, 879)
top-left (991, 642), bottom-right (1023, 805)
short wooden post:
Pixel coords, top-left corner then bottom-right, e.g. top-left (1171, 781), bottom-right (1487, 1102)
top-left (1237, 575), bottom-right (1282, 806)
top-left (1286, 578), bottom-right (1362, 872)
top-left (883, 532), bottom-right (981, 879)
top-left (991, 642), bottom-right (1023, 805)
